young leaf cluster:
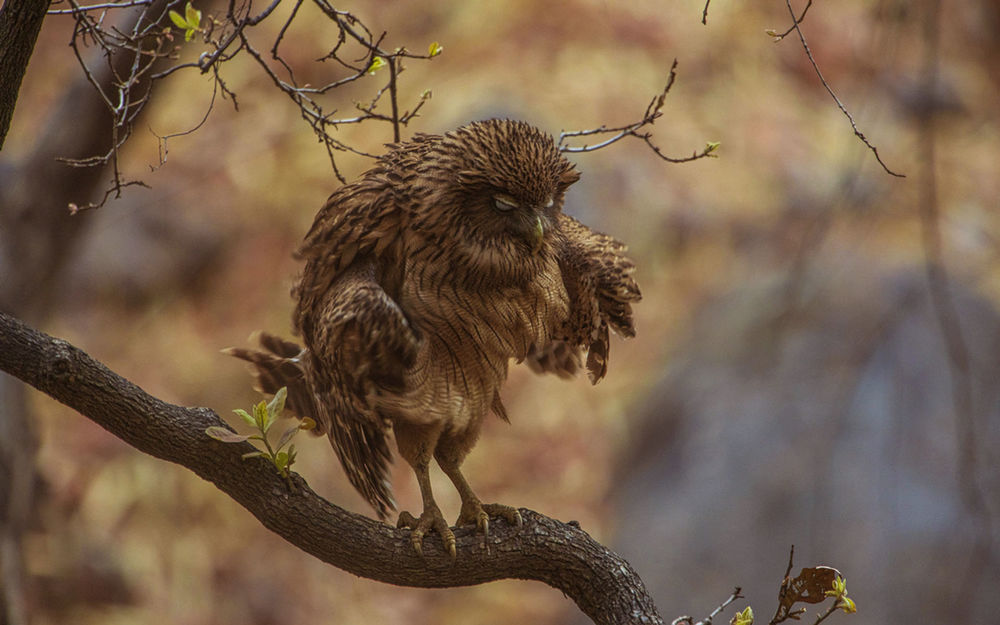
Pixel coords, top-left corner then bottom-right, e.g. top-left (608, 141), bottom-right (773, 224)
top-left (206, 387), bottom-right (315, 481)
top-left (168, 2), bottom-right (202, 42)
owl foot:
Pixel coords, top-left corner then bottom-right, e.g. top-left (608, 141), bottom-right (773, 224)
top-left (397, 506), bottom-right (456, 558)
top-left (456, 500), bottom-right (523, 539)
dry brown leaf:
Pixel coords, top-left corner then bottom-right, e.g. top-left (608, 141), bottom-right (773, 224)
top-left (773, 566), bottom-right (841, 622)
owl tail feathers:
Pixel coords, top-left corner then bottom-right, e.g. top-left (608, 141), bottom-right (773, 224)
top-left (225, 333), bottom-right (397, 520)
top-left (330, 420), bottom-right (397, 520)
top-left (223, 332), bottom-right (320, 431)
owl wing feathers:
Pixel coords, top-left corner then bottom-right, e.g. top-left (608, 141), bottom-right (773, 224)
top-left (293, 258), bottom-right (421, 519)
top-left (293, 137), bottom-right (436, 332)
top-left (241, 150), bottom-right (427, 518)
top-left (527, 213), bottom-right (641, 383)
top-left (292, 158), bottom-right (427, 515)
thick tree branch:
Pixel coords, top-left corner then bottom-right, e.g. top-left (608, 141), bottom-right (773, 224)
top-left (0, 311), bottom-right (662, 625)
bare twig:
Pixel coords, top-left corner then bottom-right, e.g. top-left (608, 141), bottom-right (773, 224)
top-left (701, 0), bottom-right (711, 25)
top-left (388, 54), bottom-right (401, 142)
top-left (48, 0), bottom-right (155, 14)
top-left (777, 0), bottom-right (904, 178)
top-left (67, 179), bottom-right (151, 215)
top-left (771, 546), bottom-right (802, 624)
top-left (151, 69), bottom-right (223, 171)
top-left (670, 587), bottom-right (743, 625)
top-left (782, 545), bottom-right (795, 581)
top-left (809, 602), bottom-right (840, 625)
top-left (696, 587), bottom-right (743, 625)
top-left (767, 0), bottom-right (813, 40)
top-left (559, 60), bottom-right (718, 163)
top-left (56, 0), bottom-right (440, 201)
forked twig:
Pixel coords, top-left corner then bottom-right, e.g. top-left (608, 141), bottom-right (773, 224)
top-left (777, 0), bottom-right (904, 178)
top-left (559, 59), bottom-right (718, 163)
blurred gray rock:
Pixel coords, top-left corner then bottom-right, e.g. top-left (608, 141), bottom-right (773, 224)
top-left (613, 253), bottom-right (1000, 625)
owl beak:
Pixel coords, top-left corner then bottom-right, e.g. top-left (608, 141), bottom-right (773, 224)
top-left (531, 214), bottom-right (545, 253)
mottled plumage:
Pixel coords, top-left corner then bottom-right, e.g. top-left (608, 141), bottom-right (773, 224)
top-left (228, 119), bottom-right (640, 555)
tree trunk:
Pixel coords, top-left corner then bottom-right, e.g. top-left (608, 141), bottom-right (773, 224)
top-left (0, 0), bottom-right (49, 149)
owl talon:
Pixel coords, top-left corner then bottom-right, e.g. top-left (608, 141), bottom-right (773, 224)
top-left (397, 507), bottom-right (456, 558)
top-left (456, 501), bottom-right (523, 539)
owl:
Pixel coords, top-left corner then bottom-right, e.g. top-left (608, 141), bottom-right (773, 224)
top-left (228, 119), bottom-right (640, 557)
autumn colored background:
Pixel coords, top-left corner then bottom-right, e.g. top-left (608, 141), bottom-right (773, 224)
top-left (3, 0), bottom-right (999, 623)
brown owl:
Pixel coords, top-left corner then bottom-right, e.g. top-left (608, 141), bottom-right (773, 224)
top-left (227, 119), bottom-right (640, 557)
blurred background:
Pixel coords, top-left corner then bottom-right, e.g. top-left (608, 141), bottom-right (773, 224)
top-left (2, 0), bottom-right (999, 623)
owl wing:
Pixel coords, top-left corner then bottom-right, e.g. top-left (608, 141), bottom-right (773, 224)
top-left (297, 258), bottom-right (419, 518)
top-left (528, 213), bottom-right (641, 383)
top-left (289, 144), bottom-right (431, 518)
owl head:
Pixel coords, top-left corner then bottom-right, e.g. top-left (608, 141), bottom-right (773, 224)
top-left (415, 119), bottom-right (581, 284)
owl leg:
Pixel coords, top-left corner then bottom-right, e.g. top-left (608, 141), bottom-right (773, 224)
top-left (393, 421), bottom-right (456, 558)
top-left (434, 440), bottom-right (523, 540)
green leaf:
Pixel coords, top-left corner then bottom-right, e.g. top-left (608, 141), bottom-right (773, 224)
top-left (242, 451), bottom-right (266, 460)
top-left (184, 28), bottom-right (195, 42)
top-left (184, 2), bottom-right (201, 28)
top-left (253, 399), bottom-right (269, 431)
top-left (428, 41), bottom-right (443, 57)
top-left (233, 408), bottom-right (256, 427)
top-left (274, 450), bottom-right (289, 472)
top-left (262, 406), bottom-right (279, 435)
top-left (168, 9), bottom-right (188, 30)
top-left (276, 423), bottom-right (300, 451)
top-left (732, 606), bottom-right (754, 625)
top-left (206, 426), bottom-right (251, 443)
top-left (837, 596), bottom-right (857, 614)
top-left (366, 56), bottom-right (387, 75)
top-left (267, 387), bottom-right (287, 421)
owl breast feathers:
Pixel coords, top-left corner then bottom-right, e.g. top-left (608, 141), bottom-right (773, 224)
top-left (229, 119), bottom-right (640, 544)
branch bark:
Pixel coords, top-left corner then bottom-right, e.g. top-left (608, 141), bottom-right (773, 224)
top-left (0, 310), bottom-right (663, 625)
top-left (0, 0), bottom-right (50, 149)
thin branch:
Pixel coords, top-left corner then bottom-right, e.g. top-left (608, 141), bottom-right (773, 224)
top-left (815, 602), bottom-right (847, 625)
top-left (694, 587), bottom-right (743, 625)
top-left (151, 70), bottom-right (223, 170)
top-left (388, 53), bottom-right (401, 142)
top-left (671, 587), bottom-right (743, 625)
top-left (783, 545), bottom-right (796, 580)
top-left (247, 0), bottom-right (282, 26)
top-left (768, 0), bottom-right (813, 40)
top-left (55, 1), bottom-right (439, 203)
top-left (67, 178), bottom-right (150, 214)
top-left (778, 0), bottom-right (904, 178)
top-left (701, 0), bottom-right (711, 25)
top-left (770, 546), bottom-right (802, 624)
top-left (47, 0), bottom-right (155, 14)
top-left (559, 60), bottom-right (718, 163)
top-left (0, 310), bottom-right (664, 625)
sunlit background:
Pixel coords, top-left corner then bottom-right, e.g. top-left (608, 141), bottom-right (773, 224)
top-left (3, 0), bottom-right (999, 623)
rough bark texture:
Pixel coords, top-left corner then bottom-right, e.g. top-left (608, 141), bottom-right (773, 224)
top-left (0, 0), bottom-right (49, 149)
top-left (0, 310), bottom-right (663, 625)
